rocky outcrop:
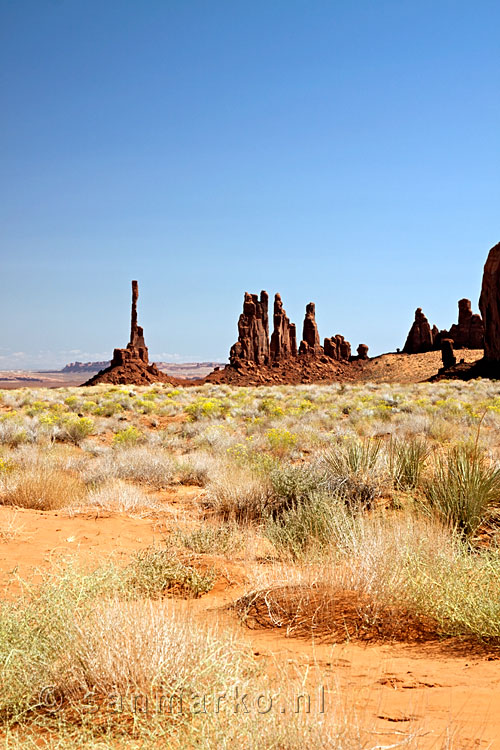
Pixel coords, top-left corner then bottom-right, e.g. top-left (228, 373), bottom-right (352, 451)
top-left (429, 242), bottom-right (498, 382)
top-left (356, 344), bottom-right (369, 361)
top-left (83, 281), bottom-right (176, 386)
top-left (299, 303), bottom-right (322, 355)
top-left (404, 299), bottom-right (484, 355)
top-left (479, 243), bottom-right (500, 363)
top-left (215, 291), bottom-right (362, 384)
top-left (270, 293), bottom-right (297, 361)
top-left (446, 299), bottom-right (484, 349)
top-left (403, 308), bottom-right (434, 354)
top-left (229, 292), bottom-right (270, 366)
top-left (441, 339), bottom-right (456, 370)
top-left (324, 335), bottom-right (351, 361)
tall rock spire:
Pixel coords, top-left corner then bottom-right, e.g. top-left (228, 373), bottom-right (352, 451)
top-left (128, 280), bottom-right (148, 362)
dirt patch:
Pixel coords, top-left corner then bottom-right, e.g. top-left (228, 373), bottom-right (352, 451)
top-left (235, 584), bottom-right (448, 644)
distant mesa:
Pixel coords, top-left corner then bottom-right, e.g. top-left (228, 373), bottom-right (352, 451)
top-left (83, 281), bottom-right (177, 387)
top-left (64, 359), bottom-right (221, 379)
top-left (403, 299), bottom-right (484, 355)
top-left (62, 361), bottom-right (110, 373)
top-left (208, 290), bottom-right (369, 385)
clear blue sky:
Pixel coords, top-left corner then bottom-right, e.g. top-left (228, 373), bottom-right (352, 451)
top-left (1, 0), bottom-right (498, 369)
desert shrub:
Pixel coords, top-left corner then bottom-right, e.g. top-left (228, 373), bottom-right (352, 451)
top-left (266, 427), bottom-right (298, 457)
top-left (398, 534), bottom-right (500, 639)
top-left (264, 492), bottom-right (342, 560)
top-left (0, 415), bottom-right (29, 447)
top-left (388, 436), bottom-right (430, 490)
top-left (111, 446), bottom-right (176, 489)
top-left (0, 456), bottom-right (15, 476)
top-left (87, 479), bottom-right (158, 513)
top-left (63, 394), bottom-right (80, 411)
top-left (0, 509), bottom-right (24, 542)
top-left (204, 465), bottom-right (273, 521)
top-left (0, 566), bottom-right (250, 728)
top-left (176, 452), bottom-right (215, 486)
top-left (113, 424), bottom-right (143, 446)
top-left (0, 565), bottom-right (354, 749)
top-left (60, 415), bottom-right (95, 445)
top-left (2, 466), bottom-right (87, 510)
top-left (422, 444), bottom-right (500, 538)
top-left (174, 523), bottom-right (245, 556)
top-left (242, 514), bottom-right (500, 642)
top-left (259, 397), bottom-right (285, 417)
top-left (185, 397), bottom-right (229, 421)
top-left (125, 547), bottom-right (214, 598)
top-left (267, 463), bottom-right (324, 517)
top-left (321, 438), bottom-right (385, 508)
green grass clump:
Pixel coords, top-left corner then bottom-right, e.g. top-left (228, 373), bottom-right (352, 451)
top-left (423, 444), bottom-right (500, 538)
top-left (388, 436), bottom-right (430, 490)
top-left (322, 438), bottom-right (384, 508)
top-left (264, 492), bottom-right (342, 560)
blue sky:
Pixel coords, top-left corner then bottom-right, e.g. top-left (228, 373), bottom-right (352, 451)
top-left (1, 0), bottom-right (498, 369)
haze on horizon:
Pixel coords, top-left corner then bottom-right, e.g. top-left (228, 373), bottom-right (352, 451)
top-left (1, 1), bottom-right (498, 371)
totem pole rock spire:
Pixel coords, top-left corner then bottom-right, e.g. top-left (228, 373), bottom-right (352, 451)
top-left (128, 280), bottom-right (148, 362)
top-left (130, 280), bottom-right (139, 344)
top-left (82, 279), bottom-right (173, 386)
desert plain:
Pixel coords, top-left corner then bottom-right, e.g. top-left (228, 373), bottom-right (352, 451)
top-left (1, 370), bottom-right (500, 748)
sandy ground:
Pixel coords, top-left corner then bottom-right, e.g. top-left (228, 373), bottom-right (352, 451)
top-left (0, 371), bottom-right (87, 389)
top-left (356, 349), bottom-right (484, 384)
top-left (0, 501), bottom-right (498, 748)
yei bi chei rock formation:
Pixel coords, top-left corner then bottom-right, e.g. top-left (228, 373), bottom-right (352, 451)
top-left (209, 290), bottom-right (369, 385)
top-left (84, 281), bottom-right (176, 386)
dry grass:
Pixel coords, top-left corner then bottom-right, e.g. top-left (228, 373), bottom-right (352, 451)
top-left (238, 513), bottom-right (500, 643)
top-left (0, 509), bottom-right (25, 542)
top-left (204, 463), bottom-right (273, 521)
top-left (0, 567), bottom-right (372, 750)
top-left (85, 478), bottom-right (159, 514)
top-left (2, 466), bottom-right (87, 510)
